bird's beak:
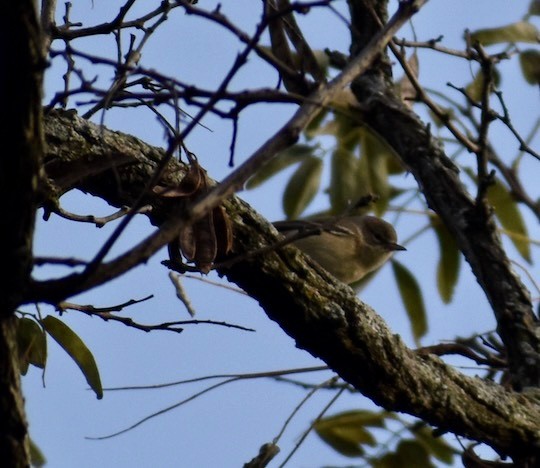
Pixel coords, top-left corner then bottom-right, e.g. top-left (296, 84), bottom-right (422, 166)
top-left (388, 243), bottom-right (407, 251)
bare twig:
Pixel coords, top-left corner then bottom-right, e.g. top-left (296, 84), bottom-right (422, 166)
top-left (388, 41), bottom-right (480, 154)
top-left (87, 366), bottom-right (329, 439)
top-left (190, 0), bottom-right (426, 222)
top-left (57, 299), bottom-right (254, 332)
top-left (472, 43), bottom-right (496, 205)
top-left (278, 380), bottom-right (345, 467)
top-left (168, 272), bottom-right (197, 317)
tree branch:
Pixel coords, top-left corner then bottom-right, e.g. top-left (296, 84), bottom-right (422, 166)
top-left (349, 75), bottom-right (540, 391)
top-left (1, 0), bottom-right (43, 464)
top-left (346, 0), bottom-right (540, 392)
top-left (34, 108), bottom-right (540, 461)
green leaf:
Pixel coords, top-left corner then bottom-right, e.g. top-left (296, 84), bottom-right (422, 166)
top-left (431, 217), bottom-right (461, 304)
top-left (373, 440), bottom-right (434, 468)
top-left (359, 128), bottom-right (392, 215)
top-left (469, 21), bottom-right (540, 45)
top-left (288, 48), bottom-right (330, 74)
top-left (41, 316), bottom-right (103, 399)
top-left (519, 49), bottom-right (540, 85)
top-left (305, 107), bottom-right (329, 139)
top-left (329, 147), bottom-right (361, 214)
top-left (428, 106), bottom-right (456, 129)
top-left (245, 144), bottom-right (317, 189)
top-left (282, 156), bottom-right (323, 219)
top-left (318, 410), bottom-right (391, 428)
top-left (392, 261), bottom-right (428, 344)
top-left (335, 114), bottom-right (363, 151)
top-left (465, 68), bottom-right (501, 102)
top-left (29, 437), bottom-right (47, 467)
top-left (16, 317), bottom-right (47, 375)
top-left (411, 425), bottom-right (456, 465)
top-left (397, 52), bottom-right (419, 108)
top-left (305, 116), bottom-right (340, 139)
top-left (486, 178), bottom-right (531, 263)
top-left (530, 0), bottom-right (540, 15)
top-left (314, 410), bottom-right (387, 457)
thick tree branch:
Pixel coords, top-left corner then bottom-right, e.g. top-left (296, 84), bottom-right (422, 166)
top-left (8, 1), bottom-right (536, 466)
top-left (190, 0), bottom-right (426, 222)
top-left (349, 84), bottom-right (540, 391)
top-left (346, 0), bottom-right (540, 392)
top-left (28, 1), bottom-right (422, 304)
top-left (23, 1), bottom-right (539, 461)
top-left (35, 109), bottom-right (540, 461)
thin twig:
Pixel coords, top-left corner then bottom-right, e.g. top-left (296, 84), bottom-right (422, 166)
top-left (278, 380), bottom-right (345, 467)
top-left (189, 0), bottom-right (427, 222)
top-left (87, 366), bottom-right (330, 439)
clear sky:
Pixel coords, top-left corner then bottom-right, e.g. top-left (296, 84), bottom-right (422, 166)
top-left (23, 1), bottom-right (539, 467)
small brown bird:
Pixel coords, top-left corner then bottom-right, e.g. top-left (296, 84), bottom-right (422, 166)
top-left (273, 215), bottom-right (406, 284)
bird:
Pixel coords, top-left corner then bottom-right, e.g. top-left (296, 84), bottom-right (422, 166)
top-left (273, 215), bottom-right (406, 284)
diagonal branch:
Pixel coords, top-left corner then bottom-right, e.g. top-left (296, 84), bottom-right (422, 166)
top-left (189, 0), bottom-right (426, 222)
top-left (35, 106), bottom-right (540, 462)
top-left (27, 0), bottom-right (540, 460)
top-left (350, 73), bottom-right (540, 390)
top-left (28, 1), bottom-right (423, 305)
top-left (347, 0), bottom-right (540, 392)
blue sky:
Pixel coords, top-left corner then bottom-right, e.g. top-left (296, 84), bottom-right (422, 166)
top-left (23, 1), bottom-right (539, 466)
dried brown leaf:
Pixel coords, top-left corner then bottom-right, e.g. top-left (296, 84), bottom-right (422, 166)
top-left (213, 205), bottom-right (233, 258)
top-left (179, 223), bottom-right (197, 261)
top-left (191, 212), bottom-right (218, 274)
top-left (153, 154), bottom-right (205, 198)
top-left (160, 154), bottom-right (233, 274)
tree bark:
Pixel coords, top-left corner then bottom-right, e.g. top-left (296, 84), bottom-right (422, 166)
top-left (35, 109), bottom-right (540, 461)
top-left (7, 0), bottom-right (538, 463)
top-left (346, 0), bottom-right (540, 392)
top-left (0, 318), bottom-right (30, 467)
top-left (0, 0), bottom-right (43, 465)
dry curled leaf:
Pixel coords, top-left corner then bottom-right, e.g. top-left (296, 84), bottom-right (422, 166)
top-left (212, 205), bottom-right (233, 258)
top-left (152, 152), bottom-right (204, 197)
top-left (155, 154), bottom-right (233, 274)
top-left (397, 52), bottom-right (419, 108)
top-left (182, 210), bottom-right (217, 274)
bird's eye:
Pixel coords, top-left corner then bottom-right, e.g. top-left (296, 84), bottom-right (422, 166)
top-left (373, 232), bottom-right (385, 244)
